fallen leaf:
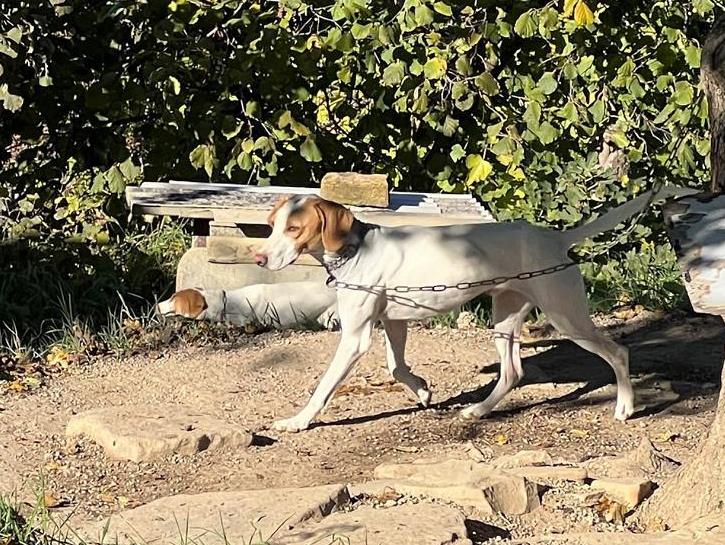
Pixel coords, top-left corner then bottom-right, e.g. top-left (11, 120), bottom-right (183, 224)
top-left (494, 433), bottom-right (509, 445)
top-left (43, 462), bottom-right (61, 473)
top-left (596, 495), bottom-right (625, 523)
top-left (43, 491), bottom-right (68, 509)
top-left (374, 487), bottom-right (402, 503)
top-left (652, 431), bottom-right (680, 443)
top-left (570, 428), bottom-right (588, 438)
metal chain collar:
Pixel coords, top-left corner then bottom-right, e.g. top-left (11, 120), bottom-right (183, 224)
top-left (326, 261), bottom-right (577, 293)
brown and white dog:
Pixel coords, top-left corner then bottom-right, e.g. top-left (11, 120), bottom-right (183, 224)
top-left (254, 187), bottom-right (696, 432)
top-left (157, 282), bottom-right (339, 330)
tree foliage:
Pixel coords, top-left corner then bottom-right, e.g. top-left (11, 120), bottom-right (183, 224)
top-left (0, 0), bottom-right (715, 245)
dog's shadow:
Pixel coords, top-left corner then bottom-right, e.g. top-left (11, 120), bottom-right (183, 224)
top-left (314, 313), bottom-right (724, 430)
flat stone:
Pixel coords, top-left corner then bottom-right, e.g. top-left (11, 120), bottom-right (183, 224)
top-left (371, 458), bottom-right (540, 515)
top-left (66, 405), bottom-right (252, 462)
top-left (584, 436), bottom-right (679, 480)
top-left (320, 172), bottom-right (389, 208)
top-left (491, 450), bottom-right (554, 469)
top-left (590, 478), bottom-right (655, 510)
top-left (507, 465), bottom-right (588, 484)
top-left (75, 484), bottom-right (351, 545)
top-left (279, 503), bottom-right (471, 545)
top-left (75, 485), bottom-right (471, 545)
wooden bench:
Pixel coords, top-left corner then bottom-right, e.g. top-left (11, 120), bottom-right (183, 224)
top-left (126, 180), bottom-right (495, 290)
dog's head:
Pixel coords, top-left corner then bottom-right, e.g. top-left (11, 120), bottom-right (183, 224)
top-left (254, 196), bottom-right (354, 270)
top-left (156, 288), bottom-right (208, 319)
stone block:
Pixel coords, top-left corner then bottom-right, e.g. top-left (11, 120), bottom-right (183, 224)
top-left (320, 172), bottom-right (389, 207)
top-left (175, 247), bottom-right (326, 291)
top-left (66, 405), bottom-right (252, 462)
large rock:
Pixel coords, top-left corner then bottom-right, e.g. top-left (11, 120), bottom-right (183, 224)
top-left (590, 478), bottom-right (655, 510)
top-left (66, 405), bottom-right (252, 462)
top-left (370, 458), bottom-right (541, 515)
top-left (583, 437), bottom-right (679, 480)
top-left (320, 172), bottom-right (389, 208)
top-left (75, 485), bottom-right (470, 545)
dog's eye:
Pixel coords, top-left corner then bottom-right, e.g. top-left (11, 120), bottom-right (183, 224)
top-left (287, 225), bottom-right (300, 233)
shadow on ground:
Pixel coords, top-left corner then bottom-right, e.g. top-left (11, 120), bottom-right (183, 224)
top-left (315, 313), bottom-right (724, 429)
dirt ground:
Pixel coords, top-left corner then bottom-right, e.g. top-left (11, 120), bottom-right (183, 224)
top-left (1, 310), bottom-right (723, 542)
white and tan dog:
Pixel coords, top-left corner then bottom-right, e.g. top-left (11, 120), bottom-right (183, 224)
top-left (157, 282), bottom-right (339, 330)
top-left (254, 187), bottom-right (696, 432)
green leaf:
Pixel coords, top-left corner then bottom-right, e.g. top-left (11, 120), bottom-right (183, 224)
top-left (440, 115), bottom-right (459, 136)
top-left (455, 56), bottom-right (471, 76)
top-left (0, 84), bottom-right (23, 112)
top-left (39, 75), bottom-right (53, 87)
top-left (692, 0), bottom-right (714, 16)
top-left (414, 5), bottom-right (434, 26)
top-left (119, 158), bottom-right (140, 181)
top-left (537, 72), bottom-right (558, 95)
top-left (245, 101), bottom-right (260, 117)
top-left (222, 116), bottom-right (242, 139)
top-left (589, 100), bottom-right (606, 124)
top-left (514, 10), bottom-right (538, 38)
top-left (106, 166), bottom-right (126, 194)
top-left (300, 136), bottom-right (322, 162)
top-left (562, 62), bottom-right (578, 80)
top-left (351, 23), bottom-right (371, 40)
top-left (6, 27), bottom-right (22, 43)
top-left (535, 121), bottom-right (558, 145)
top-left (465, 154), bottom-right (494, 184)
top-left (423, 58), bottom-right (447, 80)
top-left (189, 144), bottom-right (216, 179)
top-left (685, 45), bottom-right (701, 69)
top-left (455, 94), bottom-right (474, 111)
top-left (609, 130), bottom-right (629, 148)
top-left (559, 102), bottom-right (579, 123)
top-left (523, 102), bottom-right (542, 129)
top-left (672, 81), bottom-right (694, 106)
top-left (474, 72), bottom-right (499, 95)
top-left (383, 61), bottom-right (406, 86)
top-left (433, 2), bottom-right (453, 16)
top-left (241, 138), bottom-right (254, 153)
top-left (450, 144), bottom-right (466, 162)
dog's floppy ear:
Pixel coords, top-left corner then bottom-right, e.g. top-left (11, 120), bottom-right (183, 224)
top-left (267, 196), bottom-right (290, 227)
top-left (313, 199), bottom-right (354, 253)
top-left (172, 288), bottom-right (208, 318)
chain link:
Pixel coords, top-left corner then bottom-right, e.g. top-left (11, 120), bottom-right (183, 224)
top-left (326, 261), bottom-right (578, 293)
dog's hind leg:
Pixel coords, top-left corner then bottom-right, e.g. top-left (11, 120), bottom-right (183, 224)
top-left (460, 291), bottom-right (532, 419)
top-left (383, 320), bottom-right (432, 406)
top-left (534, 270), bottom-right (634, 421)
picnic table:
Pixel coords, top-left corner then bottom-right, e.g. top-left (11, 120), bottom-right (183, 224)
top-left (125, 179), bottom-right (494, 290)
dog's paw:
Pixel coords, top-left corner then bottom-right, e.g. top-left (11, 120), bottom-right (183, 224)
top-left (272, 416), bottom-right (311, 433)
top-left (417, 387), bottom-right (432, 407)
top-left (614, 401), bottom-right (635, 422)
top-left (459, 405), bottom-right (491, 420)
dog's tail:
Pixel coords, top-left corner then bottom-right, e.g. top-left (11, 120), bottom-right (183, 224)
top-left (560, 185), bottom-right (699, 247)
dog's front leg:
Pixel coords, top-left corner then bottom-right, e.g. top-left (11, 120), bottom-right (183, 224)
top-left (273, 318), bottom-right (375, 432)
